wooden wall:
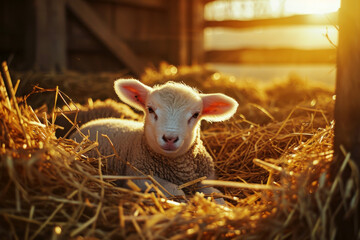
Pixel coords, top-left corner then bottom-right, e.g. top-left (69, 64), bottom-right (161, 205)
top-left (0, 0), bottom-right (29, 69)
top-left (0, 0), bottom-right (205, 76)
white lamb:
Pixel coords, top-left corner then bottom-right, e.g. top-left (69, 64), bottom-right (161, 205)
top-left (71, 79), bottom-right (238, 200)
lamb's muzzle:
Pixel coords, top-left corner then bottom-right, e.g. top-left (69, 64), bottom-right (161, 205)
top-left (161, 134), bottom-right (179, 151)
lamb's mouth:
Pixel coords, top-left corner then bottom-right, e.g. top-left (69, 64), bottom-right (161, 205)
top-left (161, 144), bottom-right (178, 152)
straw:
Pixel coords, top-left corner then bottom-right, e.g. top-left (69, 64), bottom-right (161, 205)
top-left (0, 63), bottom-right (357, 239)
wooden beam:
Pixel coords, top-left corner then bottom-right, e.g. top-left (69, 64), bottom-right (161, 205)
top-left (333, 0), bottom-right (360, 238)
top-left (34, 0), bottom-right (67, 72)
top-left (66, 0), bottom-right (146, 76)
top-left (49, 0), bottom-right (66, 72)
top-left (205, 48), bottom-right (336, 64)
top-left (205, 12), bottom-right (338, 29)
top-left (203, 0), bottom-right (216, 4)
top-left (334, 0), bottom-right (360, 175)
top-left (87, 0), bottom-right (166, 9)
top-left (34, 0), bottom-right (51, 71)
top-left (188, 0), bottom-right (205, 65)
top-left (167, 0), bottom-right (188, 66)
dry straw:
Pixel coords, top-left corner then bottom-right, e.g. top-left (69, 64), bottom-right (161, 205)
top-left (0, 62), bottom-right (358, 239)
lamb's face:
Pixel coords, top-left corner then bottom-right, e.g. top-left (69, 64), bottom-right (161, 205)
top-left (144, 85), bottom-right (203, 158)
top-left (114, 79), bottom-right (239, 158)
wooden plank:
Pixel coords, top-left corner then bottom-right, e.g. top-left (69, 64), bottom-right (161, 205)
top-left (333, 0), bottom-right (360, 238)
top-left (68, 38), bottom-right (168, 58)
top-left (113, 6), bottom-right (134, 40)
top-left (334, 1), bottom-right (360, 171)
top-left (112, 5), bottom-right (168, 39)
top-left (205, 48), bottom-right (336, 64)
top-left (203, 0), bottom-right (216, 3)
top-left (188, 0), bottom-right (205, 65)
top-left (167, 0), bottom-right (188, 66)
top-left (1, 1), bottom-right (28, 51)
top-left (24, 0), bottom-right (36, 68)
top-left (87, 0), bottom-right (166, 9)
top-left (66, 0), bottom-right (146, 75)
top-left (90, 1), bottom-right (113, 28)
top-left (34, 0), bottom-right (51, 71)
top-left (66, 12), bottom-right (101, 51)
top-left (205, 12), bottom-right (338, 29)
top-left (49, 0), bottom-right (66, 72)
top-left (68, 52), bottom-right (127, 72)
top-left (34, 0), bottom-right (66, 72)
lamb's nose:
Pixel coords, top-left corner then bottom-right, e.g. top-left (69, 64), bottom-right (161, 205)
top-left (162, 135), bottom-right (179, 143)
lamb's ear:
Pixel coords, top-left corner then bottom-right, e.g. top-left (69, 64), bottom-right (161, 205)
top-left (200, 93), bottom-right (238, 122)
top-left (114, 79), bottom-right (152, 111)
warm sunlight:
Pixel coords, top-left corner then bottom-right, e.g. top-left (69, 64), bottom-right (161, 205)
top-left (3, 0), bottom-right (360, 239)
top-left (204, 0), bottom-right (340, 84)
top-left (284, 0), bottom-right (340, 15)
top-left (205, 0), bottom-right (341, 20)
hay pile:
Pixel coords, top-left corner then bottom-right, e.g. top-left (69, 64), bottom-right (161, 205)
top-left (12, 71), bottom-right (130, 109)
top-left (0, 62), bottom-right (359, 239)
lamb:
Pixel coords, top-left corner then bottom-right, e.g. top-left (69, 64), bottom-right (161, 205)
top-left (55, 99), bottom-right (141, 138)
top-left (71, 79), bottom-right (238, 200)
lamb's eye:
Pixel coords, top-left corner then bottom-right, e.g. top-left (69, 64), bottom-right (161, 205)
top-left (192, 112), bottom-right (200, 119)
top-left (147, 107), bottom-right (154, 114)
top-left (188, 112), bottom-right (200, 124)
top-left (147, 106), bottom-right (158, 120)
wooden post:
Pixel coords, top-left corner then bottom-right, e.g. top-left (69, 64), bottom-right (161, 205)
top-left (25, 0), bottom-right (36, 70)
top-left (34, 0), bottom-right (50, 71)
top-left (188, 0), bottom-right (204, 65)
top-left (333, 0), bottom-right (360, 238)
top-left (34, 0), bottom-right (66, 72)
top-left (167, 0), bottom-right (188, 66)
top-left (334, 1), bottom-right (360, 173)
top-left (49, 0), bottom-right (67, 72)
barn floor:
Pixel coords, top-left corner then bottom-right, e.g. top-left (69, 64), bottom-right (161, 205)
top-left (0, 63), bottom-right (358, 239)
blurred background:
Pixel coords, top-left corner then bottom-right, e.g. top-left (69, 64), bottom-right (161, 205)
top-left (205, 0), bottom-right (338, 85)
top-left (0, 0), bottom-right (338, 86)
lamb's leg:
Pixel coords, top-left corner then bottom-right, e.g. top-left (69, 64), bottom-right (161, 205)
top-left (130, 176), bottom-right (185, 198)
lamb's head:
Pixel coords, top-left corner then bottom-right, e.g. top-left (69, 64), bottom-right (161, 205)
top-left (114, 79), bottom-right (238, 158)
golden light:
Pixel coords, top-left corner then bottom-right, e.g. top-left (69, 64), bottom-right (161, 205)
top-left (282, 0), bottom-right (340, 15)
top-left (54, 226), bottom-right (62, 235)
top-left (212, 72), bottom-right (221, 81)
top-left (206, 0), bottom-right (341, 20)
top-left (164, 65), bottom-right (178, 76)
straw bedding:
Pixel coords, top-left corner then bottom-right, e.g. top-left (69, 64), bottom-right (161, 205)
top-left (0, 62), bottom-right (358, 239)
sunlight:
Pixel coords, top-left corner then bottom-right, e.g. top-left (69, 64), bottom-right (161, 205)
top-left (204, 0), bottom-right (339, 85)
top-left (285, 0), bottom-right (340, 15)
top-left (205, 0), bottom-right (341, 20)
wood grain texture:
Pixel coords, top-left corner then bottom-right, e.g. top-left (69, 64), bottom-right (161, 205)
top-left (333, 0), bottom-right (360, 238)
top-left (67, 0), bottom-right (146, 75)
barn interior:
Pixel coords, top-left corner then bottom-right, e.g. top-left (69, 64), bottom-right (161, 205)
top-left (0, 0), bottom-right (359, 239)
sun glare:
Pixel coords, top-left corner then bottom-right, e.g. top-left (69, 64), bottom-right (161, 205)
top-left (205, 0), bottom-right (341, 21)
top-left (284, 0), bottom-right (340, 15)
